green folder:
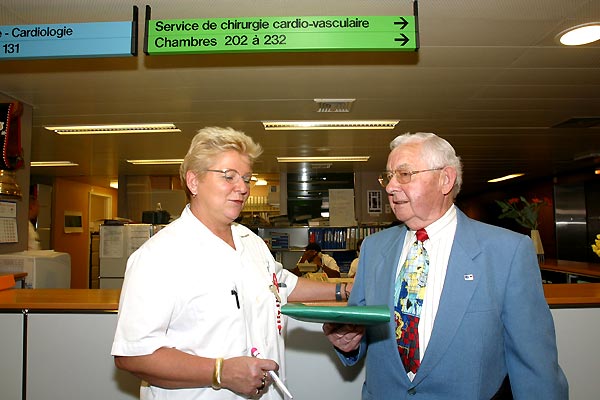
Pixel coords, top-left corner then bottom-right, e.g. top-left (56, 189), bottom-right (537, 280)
top-left (281, 303), bottom-right (390, 325)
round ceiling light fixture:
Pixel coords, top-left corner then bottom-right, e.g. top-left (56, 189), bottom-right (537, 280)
top-left (558, 23), bottom-right (600, 46)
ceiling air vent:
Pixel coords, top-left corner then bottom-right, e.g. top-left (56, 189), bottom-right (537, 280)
top-left (552, 117), bottom-right (600, 129)
top-left (314, 98), bottom-right (355, 113)
top-left (310, 163), bottom-right (333, 169)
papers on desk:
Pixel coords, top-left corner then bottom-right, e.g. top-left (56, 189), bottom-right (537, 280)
top-left (296, 262), bottom-right (318, 273)
top-left (281, 303), bottom-right (390, 325)
top-left (304, 272), bottom-right (329, 282)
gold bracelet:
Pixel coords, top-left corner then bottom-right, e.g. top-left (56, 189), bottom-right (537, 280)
top-left (212, 357), bottom-right (224, 390)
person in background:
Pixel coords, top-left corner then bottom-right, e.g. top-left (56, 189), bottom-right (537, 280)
top-left (28, 194), bottom-right (41, 250)
top-left (347, 238), bottom-right (364, 278)
top-left (293, 242), bottom-right (341, 278)
top-left (112, 127), bottom-right (350, 400)
top-left (323, 132), bottom-right (568, 399)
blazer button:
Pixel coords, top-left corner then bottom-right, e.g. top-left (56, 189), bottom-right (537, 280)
top-left (408, 387), bottom-right (417, 395)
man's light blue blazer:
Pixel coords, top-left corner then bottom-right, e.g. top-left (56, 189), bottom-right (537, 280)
top-left (340, 208), bottom-right (568, 399)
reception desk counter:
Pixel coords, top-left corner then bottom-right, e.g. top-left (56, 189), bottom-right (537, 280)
top-left (0, 288), bottom-right (120, 310)
top-left (544, 282), bottom-right (600, 307)
top-left (0, 289), bottom-right (130, 400)
top-left (3, 282), bottom-right (600, 310)
top-left (1, 284), bottom-right (599, 400)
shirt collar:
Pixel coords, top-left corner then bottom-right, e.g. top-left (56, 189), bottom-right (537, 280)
top-left (410, 205), bottom-right (457, 242)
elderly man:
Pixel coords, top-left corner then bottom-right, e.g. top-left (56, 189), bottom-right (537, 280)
top-left (323, 132), bottom-right (567, 399)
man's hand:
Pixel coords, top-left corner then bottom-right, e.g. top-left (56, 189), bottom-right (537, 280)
top-left (322, 323), bottom-right (364, 352)
top-left (312, 253), bottom-right (322, 266)
top-left (300, 249), bottom-right (318, 263)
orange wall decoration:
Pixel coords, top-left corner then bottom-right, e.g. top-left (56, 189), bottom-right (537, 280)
top-left (52, 178), bottom-right (117, 288)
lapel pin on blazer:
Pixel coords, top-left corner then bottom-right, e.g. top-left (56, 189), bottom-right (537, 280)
top-left (464, 274), bottom-right (474, 281)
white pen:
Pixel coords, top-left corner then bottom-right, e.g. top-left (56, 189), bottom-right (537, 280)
top-left (251, 347), bottom-right (294, 399)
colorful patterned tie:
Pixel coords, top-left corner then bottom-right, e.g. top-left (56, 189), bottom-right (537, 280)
top-left (394, 228), bottom-right (429, 374)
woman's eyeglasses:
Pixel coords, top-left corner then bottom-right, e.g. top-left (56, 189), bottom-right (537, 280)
top-left (205, 169), bottom-right (253, 186)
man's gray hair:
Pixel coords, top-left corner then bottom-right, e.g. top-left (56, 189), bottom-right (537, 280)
top-left (390, 132), bottom-right (463, 197)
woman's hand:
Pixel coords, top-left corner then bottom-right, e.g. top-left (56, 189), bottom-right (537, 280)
top-left (221, 356), bottom-right (276, 397)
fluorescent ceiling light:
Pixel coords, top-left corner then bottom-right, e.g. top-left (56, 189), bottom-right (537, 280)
top-left (45, 123), bottom-right (180, 135)
top-left (277, 156), bottom-right (370, 163)
top-left (558, 23), bottom-right (600, 46)
top-left (126, 159), bottom-right (183, 165)
top-left (255, 179), bottom-right (268, 186)
top-left (262, 120), bottom-right (398, 130)
top-left (31, 161), bottom-right (78, 167)
top-left (487, 173), bottom-right (525, 183)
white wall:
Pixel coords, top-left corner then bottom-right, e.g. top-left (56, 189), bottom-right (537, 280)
top-left (552, 308), bottom-right (600, 400)
top-left (0, 313), bottom-right (23, 400)
top-left (27, 313), bottom-right (138, 400)
top-left (286, 317), bottom-right (364, 399)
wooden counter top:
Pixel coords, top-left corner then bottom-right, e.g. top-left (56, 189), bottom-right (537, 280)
top-left (0, 289), bottom-right (120, 311)
top-left (305, 285), bottom-right (600, 308)
top-left (1, 283), bottom-right (600, 311)
top-left (541, 259), bottom-right (600, 279)
top-left (543, 283), bottom-right (600, 307)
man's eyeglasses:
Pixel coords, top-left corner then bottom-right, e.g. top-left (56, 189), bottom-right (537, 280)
top-left (378, 167), bottom-right (444, 187)
top-left (205, 169), bottom-right (253, 186)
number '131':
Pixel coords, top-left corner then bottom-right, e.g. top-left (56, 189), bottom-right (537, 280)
top-left (2, 43), bottom-right (20, 54)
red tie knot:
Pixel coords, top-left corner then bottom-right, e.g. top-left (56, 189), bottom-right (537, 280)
top-left (416, 228), bottom-right (429, 242)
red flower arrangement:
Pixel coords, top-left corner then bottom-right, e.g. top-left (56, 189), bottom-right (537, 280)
top-left (495, 196), bottom-right (550, 230)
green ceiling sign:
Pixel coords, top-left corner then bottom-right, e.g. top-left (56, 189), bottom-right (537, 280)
top-left (145, 16), bottom-right (417, 54)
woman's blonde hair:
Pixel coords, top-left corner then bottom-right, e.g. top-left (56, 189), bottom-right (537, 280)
top-left (179, 127), bottom-right (263, 199)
